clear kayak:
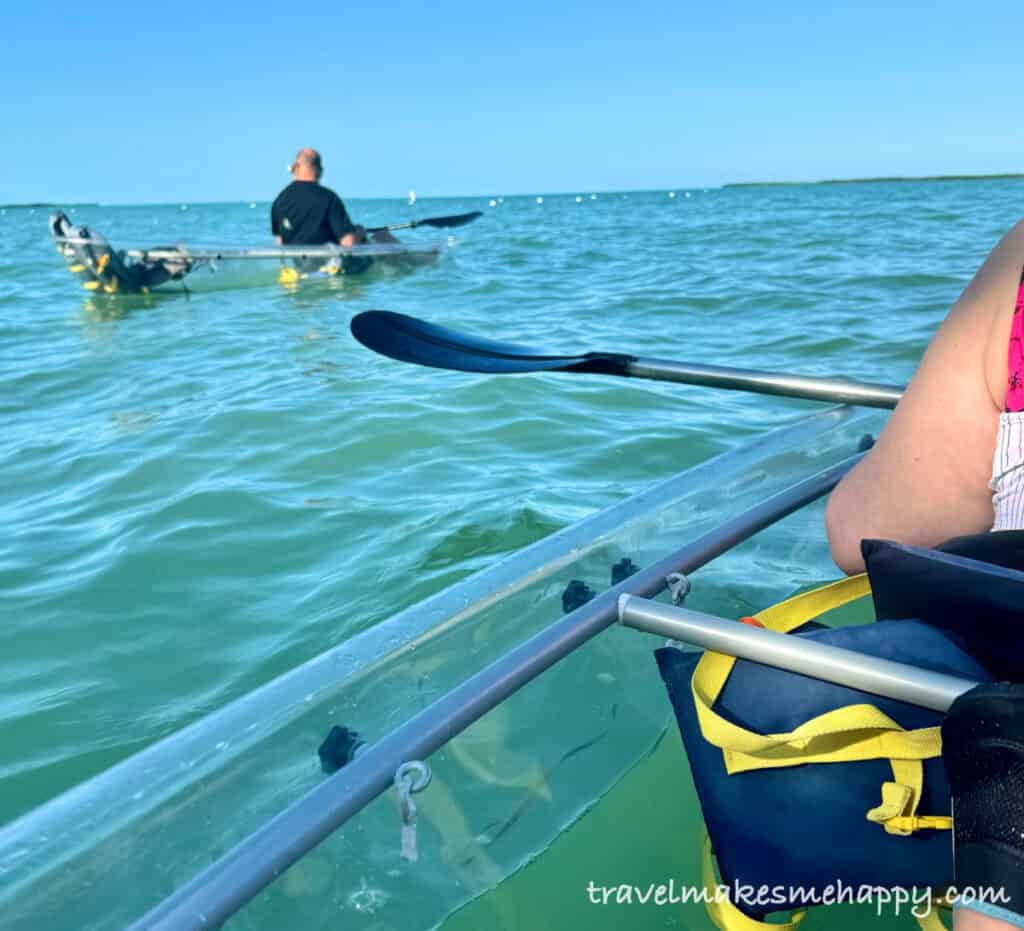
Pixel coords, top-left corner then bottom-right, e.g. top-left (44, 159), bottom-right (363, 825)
top-left (49, 211), bottom-right (441, 294)
top-left (0, 404), bottom-right (886, 931)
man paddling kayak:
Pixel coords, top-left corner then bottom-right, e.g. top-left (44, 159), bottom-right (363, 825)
top-left (272, 147), bottom-right (369, 247)
top-left (271, 147), bottom-right (401, 276)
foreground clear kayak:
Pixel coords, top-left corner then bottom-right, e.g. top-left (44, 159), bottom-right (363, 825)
top-left (49, 211), bottom-right (441, 294)
top-left (0, 405), bottom-right (886, 931)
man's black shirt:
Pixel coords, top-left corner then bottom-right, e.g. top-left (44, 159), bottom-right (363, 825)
top-left (271, 181), bottom-right (355, 245)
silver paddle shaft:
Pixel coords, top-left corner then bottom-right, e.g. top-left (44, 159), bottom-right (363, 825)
top-left (617, 595), bottom-right (975, 712)
top-left (626, 358), bottom-right (902, 410)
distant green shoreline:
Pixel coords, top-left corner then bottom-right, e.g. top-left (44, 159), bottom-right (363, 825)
top-left (724, 173), bottom-right (1024, 188)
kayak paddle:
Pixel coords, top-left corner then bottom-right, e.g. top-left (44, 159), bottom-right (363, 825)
top-left (368, 211), bottom-right (482, 234)
top-left (350, 310), bottom-right (904, 410)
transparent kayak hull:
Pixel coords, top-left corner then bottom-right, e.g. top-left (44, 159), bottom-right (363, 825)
top-left (50, 213), bottom-right (441, 294)
top-left (0, 405), bottom-right (886, 931)
top-left (153, 248), bottom-right (440, 292)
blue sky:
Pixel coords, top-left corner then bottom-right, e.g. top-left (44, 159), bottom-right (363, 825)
top-left (2, 1), bottom-right (1020, 204)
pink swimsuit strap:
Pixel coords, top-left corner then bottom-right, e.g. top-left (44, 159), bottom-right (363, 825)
top-left (1006, 270), bottom-right (1024, 412)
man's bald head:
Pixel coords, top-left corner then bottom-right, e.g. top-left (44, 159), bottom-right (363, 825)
top-left (291, 148), bottom-right (323, 181)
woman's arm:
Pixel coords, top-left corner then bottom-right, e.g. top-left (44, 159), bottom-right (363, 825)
top-left (825, 220), bottom-right (1024, 573)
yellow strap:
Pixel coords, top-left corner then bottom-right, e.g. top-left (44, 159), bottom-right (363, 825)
top-left (916, 900), bottom-right (951, 931)
top-left (692, 576), bottom-right (872, 766)
top-left (701, 834), bottom-right (806, 931)
top-left (861, 759), bottom-right (947, 835)
top-left (753, 574), bottom-right (872, 633)
top-left (695, 690), bottom-right (942, 772)
top-left (691, 573), bottom-right (948, 835)
top-left (883, 814), bottom-right (953, 834)
top-left (692, 573), bottom-right (940, 772)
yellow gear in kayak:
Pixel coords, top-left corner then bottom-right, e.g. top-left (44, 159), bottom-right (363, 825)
top-left (656, 543), bottom-right (1012, 931)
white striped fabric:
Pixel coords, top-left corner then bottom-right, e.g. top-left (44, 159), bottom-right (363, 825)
top-left (990, 412), bottom-right (1024, 530)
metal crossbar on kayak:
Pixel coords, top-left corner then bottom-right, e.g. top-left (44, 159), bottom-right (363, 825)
top-left (128, 454), bottom-right (860, 931)
top-left (52, 236), bottom-right (440, 261)
top-left (618, 597), bottom-right (976, 711)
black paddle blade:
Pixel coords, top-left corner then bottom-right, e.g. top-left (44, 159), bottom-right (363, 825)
top-left (417, 211), bottom-right (482, 229)
top-left (350, 311), bottom-right (633, 375)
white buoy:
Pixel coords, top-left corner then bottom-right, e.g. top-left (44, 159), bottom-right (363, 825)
top-left (536, 196), bottom-right (544, 204)
top-left (409, 190), bottom-right (416, 206)
top-left (684, 192), bottom-right (691, 198)
top-left (249, 202), bottom-right (256, 208)
top-left (489, 199), bottom-right (497, 207)
top-left (575, 195), bottom-right (582, 203)
top-left (497, 197), bottom-right (504, 204)
top-left (590, 194), bottom-right (597, 200)
top-left (180, 204), bottom-right (189, 211)
top-left (669, 191), bottom-right (676, 199)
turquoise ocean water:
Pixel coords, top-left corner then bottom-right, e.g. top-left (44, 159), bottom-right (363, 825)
top-left (1, 180), bottom-right (1022, 926)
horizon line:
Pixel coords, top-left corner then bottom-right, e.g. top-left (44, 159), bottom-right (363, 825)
top-left (3, 172), bottom-right (1022, 210)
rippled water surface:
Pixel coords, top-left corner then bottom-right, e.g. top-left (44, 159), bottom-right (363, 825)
top-left (1, 181), bottom-right (1021, 915)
